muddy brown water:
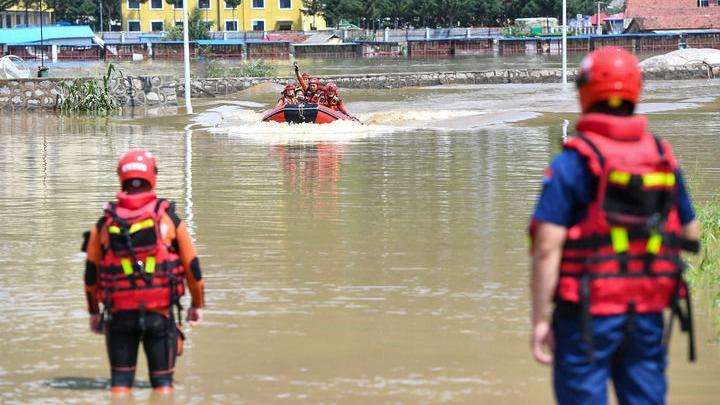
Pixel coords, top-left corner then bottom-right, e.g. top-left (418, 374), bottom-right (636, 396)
top-left (0, 76), bottom-right (718, 403)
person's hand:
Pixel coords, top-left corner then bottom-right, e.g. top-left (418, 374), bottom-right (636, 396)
top-left (187, 307), bottom-right (203, 326)
top-left (293, 62), bottom-right (299, 72)
top-left (531, 320), bottom-right (554, 365)
top-left (89, 314), bottom-right (103, 335)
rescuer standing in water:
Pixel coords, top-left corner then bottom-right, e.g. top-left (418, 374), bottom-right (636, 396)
top-left (83, 149), bottom-right (205, 395)
top-left (529, 47), bottom-right (700, 404)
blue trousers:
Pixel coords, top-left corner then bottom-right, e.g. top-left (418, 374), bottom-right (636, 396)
top-left (553, 306), bottom-right (667, 405)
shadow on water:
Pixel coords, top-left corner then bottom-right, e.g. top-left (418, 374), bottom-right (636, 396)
top-left (46, 377), bottom-right (151, 390)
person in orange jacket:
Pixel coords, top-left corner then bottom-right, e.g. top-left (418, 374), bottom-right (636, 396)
top-left (83, 149), bottom-right (204, 395)
top-left (294, 62), bottom-right (324, 103)
top-left (319, 82), bottom-right (350, 116)
top-left (276, 82), bottom-right (297, 108)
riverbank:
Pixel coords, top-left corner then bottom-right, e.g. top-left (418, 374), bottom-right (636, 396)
top-left (2, 64), bottom-right (718, 110)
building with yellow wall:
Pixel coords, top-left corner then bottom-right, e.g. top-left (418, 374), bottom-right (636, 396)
top-left (0, 3), bottom-right (52, 29)
top-left (121, 0), bottom-right (326, 33)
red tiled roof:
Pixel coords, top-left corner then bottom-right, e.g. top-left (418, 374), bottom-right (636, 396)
top-left (625, 0), bottom-right (720, 30)
top-left (590, 13), bottom-right (609, 25)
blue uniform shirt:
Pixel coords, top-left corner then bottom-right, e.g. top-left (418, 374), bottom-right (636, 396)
top-left (533, 150), bottom-right (695, 227)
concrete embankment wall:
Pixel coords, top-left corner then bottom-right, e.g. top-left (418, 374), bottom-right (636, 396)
top-left (0, 75), bottom-right (177, 111)
top-left (2, 65), bottom-right (718, 110)
top-left (188, 65), bottom-right (720, 97)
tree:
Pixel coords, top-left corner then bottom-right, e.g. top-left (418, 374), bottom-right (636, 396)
top-left (165, 7), bottom-right (212, 40)
top-left (225, 0), bottom-right (241, 30)
top-left (302, 0), bottom-right (325, 30)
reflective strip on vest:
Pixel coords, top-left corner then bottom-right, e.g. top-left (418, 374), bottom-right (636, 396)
top-left (145, 256), bottom-right (156, 274)
top-left (608, 171), bottom-right (631, 186)
top-left (646, 230), bottom-right (663, 255)
top-left (610, 227), bottom-right (629, 253)
top-left (108, 219), bottom-right (154, 235)
top-left (643, 172), bottom-right (675, 188)
top-left (128, 219), bottom-right (154, 234)
top-left (120, 256), bottom-right (156, 276)
top-left (121, 258), bottom-right (134, 276)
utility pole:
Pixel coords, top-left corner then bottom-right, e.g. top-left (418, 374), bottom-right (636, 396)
top-left (100, 0), bottom-right (103, 32)
top-left (596, 1), bottom-right (604, 35)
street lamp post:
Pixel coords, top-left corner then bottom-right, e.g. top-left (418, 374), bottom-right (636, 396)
top-left (182, 0), bottom-right (193, 113)
top-left (562, 0), bottom-right (567, 85)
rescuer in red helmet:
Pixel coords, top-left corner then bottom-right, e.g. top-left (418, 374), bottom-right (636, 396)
top-left (320, 82), bottom-right (350, 116)
top-left (294, 62), bottom-right (325, 103)
top-left (277, 82), bottom-right (297, 108)
top-left (82, 149), bottom-right (205, 395)
top-left (528, 47), bottom-right (700, 404)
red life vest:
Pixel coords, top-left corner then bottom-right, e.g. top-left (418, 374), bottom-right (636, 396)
top-left (557, 114), bottom-right (686, 316)
top-left (98, 191), bottom-right (184, 311)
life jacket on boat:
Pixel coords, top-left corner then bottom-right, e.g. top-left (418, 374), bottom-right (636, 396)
top-left (97, 193), bottom-right (185, 312)
top-left (530, 114), bottom-right (699, 360)
top-left (277, 96), bottom-right (295, 108)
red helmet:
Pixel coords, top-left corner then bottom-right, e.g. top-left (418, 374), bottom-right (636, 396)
top-left (283, 83), bottom-right (296, 94)
top-left (301, 73), bottom-right (310, 81)
top-left (576, 46), bottom-right (642, 113)
top-left (325, 82), bottom-right (338, 95)
top-left (117, 149), bottom-right (157, 189)
top-left (309, 78), bottom-right (321, 86)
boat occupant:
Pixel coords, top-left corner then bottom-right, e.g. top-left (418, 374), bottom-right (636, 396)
top-left (320, 82), bottom-right (350, 116)
top-left (294, 62), bottom-right (324, 103)
top-left (83, 149), bottom-right (205, 395)
top-left (294, 88), bottom-right (306, 104)
top-left (277, 83), bottom-right (297, 108)
top-left (528, 47), bottom-right (700, 405)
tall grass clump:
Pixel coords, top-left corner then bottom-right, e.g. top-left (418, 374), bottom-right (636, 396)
top-left (204, 59), bottom-right (276, 78)
top-left (687, 195), bottom-right (720, 288)
top-left (57, 64), bottom-right (122, 115)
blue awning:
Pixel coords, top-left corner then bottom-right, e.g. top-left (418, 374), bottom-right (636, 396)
top-left (0, 25), bottom-right (95, 45)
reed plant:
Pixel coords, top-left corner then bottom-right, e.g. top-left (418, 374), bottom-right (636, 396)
top-left (57, 64), bottom-right (122, 115)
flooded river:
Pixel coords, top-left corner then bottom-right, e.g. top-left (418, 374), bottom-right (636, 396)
top-left (0, 63), bottom-right (719, 403)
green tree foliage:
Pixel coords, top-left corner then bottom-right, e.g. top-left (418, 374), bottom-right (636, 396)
top-left (165, 7), bottom-right (212, 40)
top-left (312, 0), bottom-right (603, 28)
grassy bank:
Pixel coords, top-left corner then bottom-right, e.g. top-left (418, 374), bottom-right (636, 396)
top-left (686, 195), bottom-right (720, 290)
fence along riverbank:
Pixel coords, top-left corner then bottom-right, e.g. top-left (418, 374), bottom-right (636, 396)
top-left (5, 31), bottom-right (720, 61)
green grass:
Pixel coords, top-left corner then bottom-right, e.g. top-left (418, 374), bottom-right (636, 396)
top-left (202, 59), bottom-right (276, 78)
top-left (686, 195), bottom-right (720, 288)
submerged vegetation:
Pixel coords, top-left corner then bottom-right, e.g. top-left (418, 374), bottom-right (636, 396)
top-left (203, 59), bottom-right (276, 78)
top-left (57, 64), bottom-right (122, 115)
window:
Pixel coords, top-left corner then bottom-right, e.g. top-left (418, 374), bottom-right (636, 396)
top-left (252, 20), bottom-right (265, 31)
top-left (278, 22), bottom-right (292, 31)
top-left (224, 1), bottom-right (239, 8)
top-left (174, 0), bottom-right (183, 8)
top-left (279, 0), bottom-right (291, 9)
top-left (151, 21), bottom-right (164, 31)
top-left (151, 0), bottom-right (163, 9)
top-left (17, 14), bottom-right (24, 26)
top-left (6, 15), bottom-right (11, 28)
top-left (698, 0), bottom-right (708, 6)
top-left (128, 20), bottom-right (141, 31)
top-left (225, 20), bottom-right (238, 31)
top-left (128, 0), bottom-right (140, 9)
top-left (199, 0), bottom-right (210, 9)
top-left (252, 0), bottom-right (264, 8)
top-left (175, 21), bottom-right (183, 27)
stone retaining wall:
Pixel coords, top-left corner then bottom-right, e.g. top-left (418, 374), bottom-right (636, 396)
top-left (188, 64), bottom-right (720, 97)
top-left (0, 75), bottom-right (178, 111)
top-left (2, 65), bottom-right (718, 110)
